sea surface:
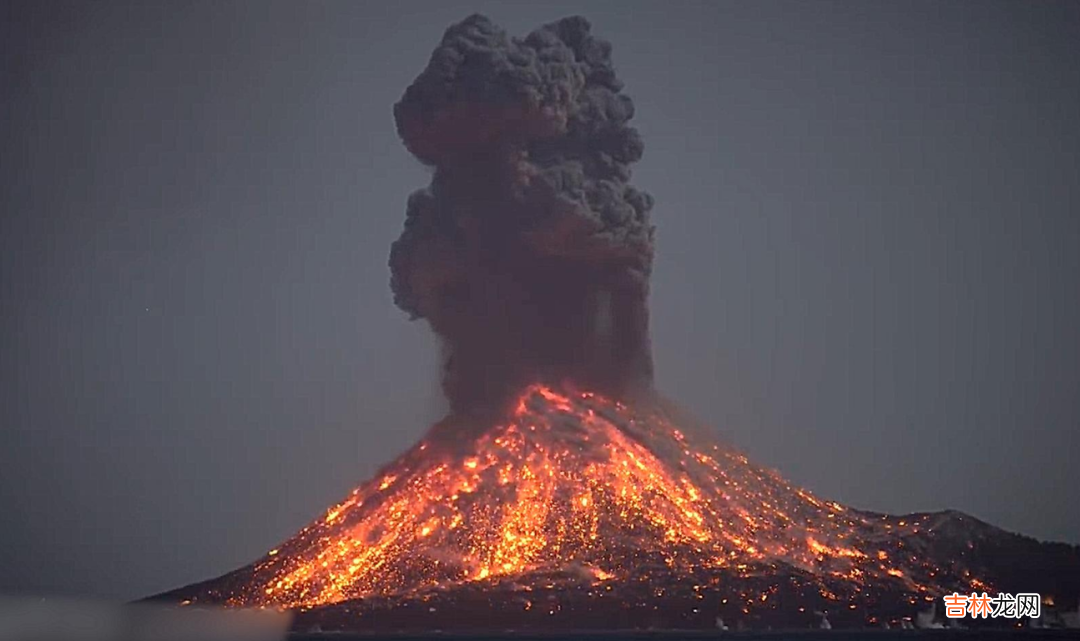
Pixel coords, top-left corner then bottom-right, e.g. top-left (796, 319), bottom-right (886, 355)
top-left (288, 631), bottom-right (1079, 641)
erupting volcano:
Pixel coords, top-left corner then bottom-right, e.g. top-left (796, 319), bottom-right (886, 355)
top-left (157, 14), bottom-right (1079, 631)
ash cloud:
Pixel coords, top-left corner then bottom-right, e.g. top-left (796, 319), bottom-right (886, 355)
top-left (390, 15), bottom-right (655, 413)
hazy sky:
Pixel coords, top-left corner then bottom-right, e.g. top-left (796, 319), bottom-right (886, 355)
top-left (2, 1), bottom-right (1077, 601)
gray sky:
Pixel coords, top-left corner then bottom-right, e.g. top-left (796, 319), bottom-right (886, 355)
top-left (2, 0), bottom-right (1077, 602)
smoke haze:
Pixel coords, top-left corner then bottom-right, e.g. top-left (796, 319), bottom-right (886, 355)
top-left (2, 1), bottom-right (1078, 603)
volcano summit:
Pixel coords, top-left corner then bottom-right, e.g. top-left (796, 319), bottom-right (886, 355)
top-left (156, 15), bottom-right (1079, 631)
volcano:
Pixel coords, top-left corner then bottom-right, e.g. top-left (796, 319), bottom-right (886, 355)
top-left (158, 385), bottom-right (1078, 630)
top-left (155, 14), bottom-right (1078, 631)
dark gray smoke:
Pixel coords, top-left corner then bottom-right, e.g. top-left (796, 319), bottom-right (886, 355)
top-left (390, 15), bottom-right (655, 414)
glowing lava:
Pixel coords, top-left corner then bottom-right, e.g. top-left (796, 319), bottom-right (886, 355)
top-left (192, 385), bottom-right (976, 610)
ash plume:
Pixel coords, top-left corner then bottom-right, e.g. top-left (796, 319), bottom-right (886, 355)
top-left (390, 15), bottom-right (655, 414)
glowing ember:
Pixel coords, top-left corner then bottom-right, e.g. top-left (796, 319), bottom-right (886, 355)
top-left (185, 385), bottom-right (978, 610)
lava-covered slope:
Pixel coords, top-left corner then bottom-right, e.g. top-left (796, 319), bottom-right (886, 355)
top-left (154, 385), bottom-right (1078, 629)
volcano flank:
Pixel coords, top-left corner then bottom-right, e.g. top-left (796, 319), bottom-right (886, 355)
top-left (155, 14), bottom-right (1079, 631)
top-left (159, 385), bottom-right (1078, 630)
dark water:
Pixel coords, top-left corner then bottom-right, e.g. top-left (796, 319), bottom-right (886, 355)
top-left (289, 631), bottom-right (1078, 641)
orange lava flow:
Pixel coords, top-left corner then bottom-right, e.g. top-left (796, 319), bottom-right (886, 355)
top-left (211, 385), bottom-right (968, 609)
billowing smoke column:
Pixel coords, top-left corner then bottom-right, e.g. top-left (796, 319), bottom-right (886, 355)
top-left (390, 15), bottom-right (655, 413)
